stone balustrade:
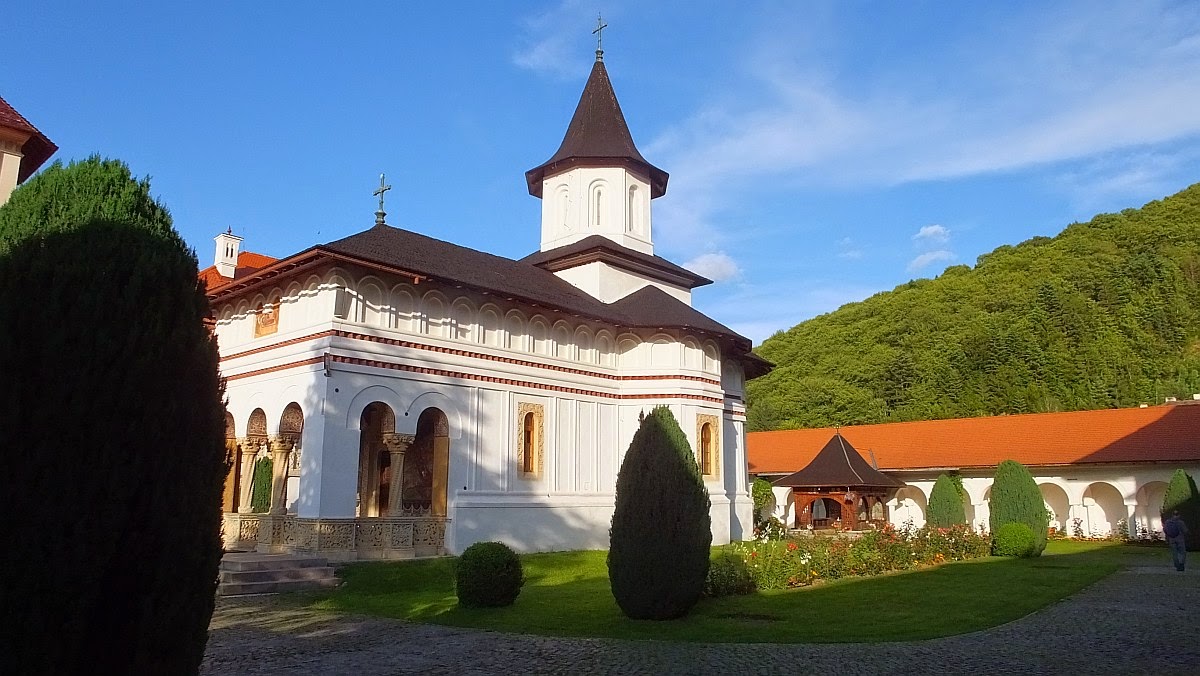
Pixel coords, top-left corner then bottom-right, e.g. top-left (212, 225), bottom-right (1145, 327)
top-left (223, 513), bottom-right (448, 560)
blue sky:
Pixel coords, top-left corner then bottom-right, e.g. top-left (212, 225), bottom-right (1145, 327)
top-left (7, 1), bottom-right (1200, 343)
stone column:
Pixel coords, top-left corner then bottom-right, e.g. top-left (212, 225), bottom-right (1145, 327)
top-left (384, 434), bottom-right (415, 516)
top-left (269, 437), bottom-right (295, 515)
top-left (1124, 501), bottom-right (1138, 539)
top-left (1068, 503), bottom-right (1085, 537)
top-left (237, 440), bottom-right (259, 514)
top-left (973, 501), bottom-right (990, 533)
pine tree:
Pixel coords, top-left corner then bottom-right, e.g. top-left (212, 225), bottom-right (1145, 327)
top-left (608, 407), bottom-right (711, 619)
top-left (988, 460), bottom-right (1048, 556)
top-left (1161, 469), bottom-right (1200, 551)
top-left (0, 160), bottom-right (225, 674)
top-left (927, 474), bottom-right (966, 527)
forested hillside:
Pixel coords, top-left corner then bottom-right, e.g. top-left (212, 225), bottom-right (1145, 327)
top-left (747, 183), bottom-right (1200, 431)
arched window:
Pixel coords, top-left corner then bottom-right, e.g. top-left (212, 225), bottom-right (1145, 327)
top-left (627, 185), bottom-right (640, 233)
top-left (696, 414), bottom-right (719, 478)
top-left (517, 403), bottom-right (543, 478)
top-left (522, 413), bottom-right (536, 474)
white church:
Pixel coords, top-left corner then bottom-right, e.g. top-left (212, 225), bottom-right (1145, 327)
top-left (208, 53), bottom-right (771, 558)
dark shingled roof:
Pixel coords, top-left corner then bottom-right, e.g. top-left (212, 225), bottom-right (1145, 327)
top-left (522, 235), bottom-right (712, 289)
top-left (771, 433), bottom-right (901, 489)
top-left (525, 60), bottom-right (668, 198)
top-left (0, 94), bottom-right (57, 183)
top-left (317, 223), bottom-right (756, 354)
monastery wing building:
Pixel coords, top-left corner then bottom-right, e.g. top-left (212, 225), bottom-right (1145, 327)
top-left (205, 56), bottom-right (772, 558)
top-left (748, 404), bottom-right (1200, 538)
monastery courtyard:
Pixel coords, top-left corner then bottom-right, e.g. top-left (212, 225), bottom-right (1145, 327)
top-left (203, 563), bottom-right (1198, 675)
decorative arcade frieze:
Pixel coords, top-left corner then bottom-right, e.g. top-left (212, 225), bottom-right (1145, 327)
top-left (222, 513), bottom-right (448, 560)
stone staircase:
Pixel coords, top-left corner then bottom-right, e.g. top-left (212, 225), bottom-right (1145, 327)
top-left (218, 552), bottom-right (339, 596)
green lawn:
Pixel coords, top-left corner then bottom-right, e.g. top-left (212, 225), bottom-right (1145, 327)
top-left (293, 540), bottom-right (1165, 643)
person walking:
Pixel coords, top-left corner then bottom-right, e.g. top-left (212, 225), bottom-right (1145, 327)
top-left (1163, 510), bottom-right (1189, 572)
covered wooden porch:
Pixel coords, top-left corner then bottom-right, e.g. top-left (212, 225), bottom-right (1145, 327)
top-left (772, 432), bottom-right (901, 531)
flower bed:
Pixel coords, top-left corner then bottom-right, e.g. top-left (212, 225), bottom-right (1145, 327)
top-left (733, 523), bottom-right (991, 590)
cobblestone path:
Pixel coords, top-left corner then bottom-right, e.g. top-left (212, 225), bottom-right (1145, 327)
top-left (202, 566), bottom-right (1199, 675)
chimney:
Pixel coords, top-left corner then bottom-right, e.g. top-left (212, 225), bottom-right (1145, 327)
top-left (1165, 396), bottom-right (1178, 404)
top-left (214, 229), bottom-right (242, 279)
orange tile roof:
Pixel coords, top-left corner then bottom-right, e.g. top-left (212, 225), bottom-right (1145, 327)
top-left (748, 404), bottom-right (1200, 474)
top-left (198, 251), bottom-right (277, 290)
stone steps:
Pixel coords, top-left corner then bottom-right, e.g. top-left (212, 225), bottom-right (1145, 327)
top-left (218, 552), bottom-right (339, 596)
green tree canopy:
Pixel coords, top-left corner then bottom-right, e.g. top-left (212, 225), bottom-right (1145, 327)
top-left (0, 155), bottom-right (180, 252)
top-left (0, 158), bottom-right (225, 673)
top-left (749, 183), bottom-right (1200, 430)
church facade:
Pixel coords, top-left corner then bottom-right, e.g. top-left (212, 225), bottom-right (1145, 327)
top-left (208, 56), bottom-right (769, 558)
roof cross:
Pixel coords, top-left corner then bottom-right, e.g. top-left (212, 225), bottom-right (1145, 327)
top-left (373, 173), bottom-right (392, 226)
top-left (593, 14), bottom-right (608, 61)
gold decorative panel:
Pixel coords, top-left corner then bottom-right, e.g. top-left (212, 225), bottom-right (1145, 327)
top-left (696, 414), bottom-right (720, 478)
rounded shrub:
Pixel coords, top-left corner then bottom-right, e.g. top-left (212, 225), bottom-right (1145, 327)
top-left (704, 552), bottom-right (756, 597)
top-left (608, 406), bottom-right (711, 620)
top-left (993, 522), bottom-right (1037, 557)
top-left (456, 541), bottom-right (524, 608)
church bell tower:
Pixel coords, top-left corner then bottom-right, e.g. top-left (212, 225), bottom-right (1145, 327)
top-left (525, 48), bottom-right (668, 256)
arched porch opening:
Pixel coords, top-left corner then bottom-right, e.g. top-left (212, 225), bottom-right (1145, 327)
top-left (796, 496), bottom-right (843, 529)
top-left (241, 408), bottom-right (269, 513)
top-left (405, 408), bottom-right (450, 517)
top-left (357, 402), bottom-right (396, 518)
top-left (1134, 481), bottom-right (1169, 536)
top-left (1039, 483), bottom-right (1070, 535)
top-left (222, 412), bottom-right (238, 512)
top-left (1081, 482), bottom-right (1125, 537)
top-left (893, 486), bottom-right (927, 528)
top-left (275, 402), bottom-right (304, 514)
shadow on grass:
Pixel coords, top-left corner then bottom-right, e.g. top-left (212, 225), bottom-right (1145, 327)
top-left (287, 541), bottom-right (1170, 644)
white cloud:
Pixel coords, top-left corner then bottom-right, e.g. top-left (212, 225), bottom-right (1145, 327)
top-left (512, 1), bottom-right (596, 80)
top-left (913, 225), bottom-right (950, 245)
top-left (907, 250), bottom-right (955, 272)
top-left (645, 1), bottom-right (1200, 254)
top-left (683, 252), bottom-right (741, 282)
top-left (837, 236), bottom-right (863, 259)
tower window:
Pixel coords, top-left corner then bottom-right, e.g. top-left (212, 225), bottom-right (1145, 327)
top-left (517, 403), bottom-right (544, 478)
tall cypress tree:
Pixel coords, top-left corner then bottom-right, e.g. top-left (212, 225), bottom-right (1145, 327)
top-left (0, 160), bottom-right (225, 674)
top-left (1161, 469), bottom-right (1200, 551)
top-left (927, 474), bottom-right (967, 527)
top-left (608, 407), bottom-right (711, 620)
top-left (989, 460), bottom-right (1048, 556)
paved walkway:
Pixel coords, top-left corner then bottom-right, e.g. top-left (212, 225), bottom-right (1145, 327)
top-left (202, 566), bottom-right (1199, 675)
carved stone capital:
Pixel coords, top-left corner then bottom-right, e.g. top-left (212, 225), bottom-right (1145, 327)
top-left (270, 436), bottom-right (296, 453)
top-left (382, 433), bottom-right (415, 455)
top-left (238, 438), bottom-right (260, 456)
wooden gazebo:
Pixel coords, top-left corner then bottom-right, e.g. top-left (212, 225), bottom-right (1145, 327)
top-left (772, 432), bottom-right (901, 531)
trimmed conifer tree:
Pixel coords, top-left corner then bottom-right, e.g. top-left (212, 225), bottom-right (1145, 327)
top-left (927, 473), bottom-right (967, 527)
top-left (608, 407), bottom-right (712, 620)
top-left (0, 161), bottom-right (225, 674)
top-left (1161, 469), bottom-right (1200, 551)
top-left (988, 460), bottom-right (1048, 556)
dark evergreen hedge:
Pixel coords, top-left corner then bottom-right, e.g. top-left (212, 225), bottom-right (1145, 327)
top-left (988, 460), bottom-right (1047, 557)
top-left (0, 166), bottom-right (225, 675)
top-left (927, 474), bottom-right (966, 527)
top-left (608, 407), bottom-right (711, 619)
top-left (456, 541), bottom-right (524, 608)
top-left (1162, 469), bottom-right (1200, 551)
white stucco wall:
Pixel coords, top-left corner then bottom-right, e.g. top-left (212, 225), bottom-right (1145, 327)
top-left (217, 265), bottom-right (752, 554)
